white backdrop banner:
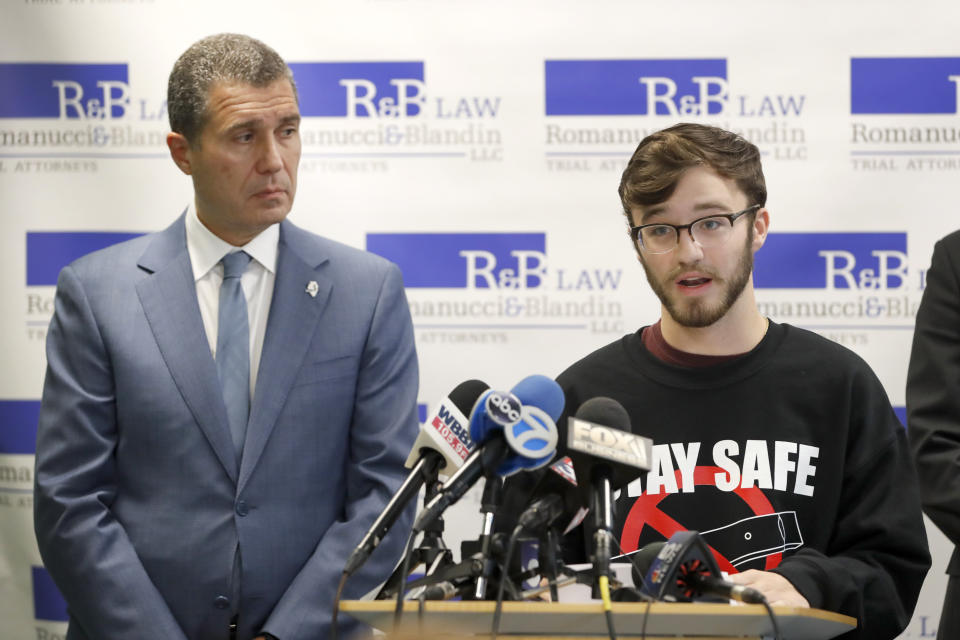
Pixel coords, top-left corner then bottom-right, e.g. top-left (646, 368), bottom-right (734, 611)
top-left (1, 1), bottom-right (955, 638)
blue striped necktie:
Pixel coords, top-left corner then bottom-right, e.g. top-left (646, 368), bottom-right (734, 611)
top-left (217, 251), bottom-right (252, 463)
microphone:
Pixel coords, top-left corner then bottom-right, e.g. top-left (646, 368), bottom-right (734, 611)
top-left (625, 541), bottom-right (666, 593)
top-left (412, 375), bottom-right (564, 533)
top-left (635, 531), bottom-right (766, 604)
top-left (564, 397), bottom-right (652, 587)
top-left (404, 380), bottom-right (488, 478)
top-left (421, 581), bottom-right (459, 601)
top-left (517, 494), bottom-right (565, 532)
top-left (343, 379), bottom-right (489, 576)
top-left (526, 455), bottom-right (589, 534)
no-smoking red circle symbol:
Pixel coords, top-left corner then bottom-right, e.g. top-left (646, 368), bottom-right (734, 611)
top-left (620, 466), bottom-right (783, 573)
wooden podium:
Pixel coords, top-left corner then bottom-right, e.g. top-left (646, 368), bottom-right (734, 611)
top-left (341, 600), bottom-right (856, 639)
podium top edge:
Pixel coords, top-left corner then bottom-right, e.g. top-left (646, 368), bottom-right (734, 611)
top-left (339, 600), bottom-right (857, 626)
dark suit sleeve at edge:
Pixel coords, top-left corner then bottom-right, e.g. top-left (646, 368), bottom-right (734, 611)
top-left (907, 236), bottom-right (960, 549)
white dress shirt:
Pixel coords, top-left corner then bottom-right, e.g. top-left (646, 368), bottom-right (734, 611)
top-left (185, 204), bottom-right (278, 400)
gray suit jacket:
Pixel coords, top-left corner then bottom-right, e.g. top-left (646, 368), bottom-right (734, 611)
top-left (34, 214), bottom-right (419, 640)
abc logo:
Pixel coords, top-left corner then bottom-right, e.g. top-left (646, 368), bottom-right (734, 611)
top-left (504, 405), bottom-right (559, 466)
top-left (485, 391), bottom-right (522, 426)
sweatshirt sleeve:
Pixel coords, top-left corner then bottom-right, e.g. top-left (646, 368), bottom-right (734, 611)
top-left (773, 370), bottom-right (930, 640)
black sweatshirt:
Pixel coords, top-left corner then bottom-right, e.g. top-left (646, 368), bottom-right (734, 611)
top-left (555, 321), bottom-right (930, 640)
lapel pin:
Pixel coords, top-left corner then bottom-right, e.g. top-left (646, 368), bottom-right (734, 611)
top-left (306, 280), bottom-right (319, 298)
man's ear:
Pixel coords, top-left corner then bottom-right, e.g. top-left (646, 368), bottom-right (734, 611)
top-left (166, 132), bottom-right (193, 175)
top-left (751, 207), bottom-right (770, 253)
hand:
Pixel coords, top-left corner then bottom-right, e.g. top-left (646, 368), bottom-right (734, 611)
top-left (727, 570), bottom-right (810, 607)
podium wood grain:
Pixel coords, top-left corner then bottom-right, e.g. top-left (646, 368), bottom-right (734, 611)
top-left (341, 600), bottom-right (856, 639)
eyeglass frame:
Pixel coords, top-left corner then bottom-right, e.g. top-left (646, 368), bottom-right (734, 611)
top-left (628, 204), bottom-right (761, 255)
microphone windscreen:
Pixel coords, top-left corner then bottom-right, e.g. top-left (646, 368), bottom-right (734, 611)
top-left (565, 396), bottom-right (651, 499)
top-left (449, 379), bottom-right (490, 415)
top-left (467, 375), bottom-right (564, 446)
top-left (639, 530), bottom-right (726, 602)
top-left (467, 376), bottom-right (563, 477)
top-left (468, 389), bottom-right (504, 444)
top-left (504, 375), bottom-right (563, 473)
top-left (630, 541), bottom-right (665, 590)
top-left (406, 379), bottom-right (490, 474)
top-left (510, 374), bottom-right (565, 421)
top-left (574, 396), bottom-right (631, 431)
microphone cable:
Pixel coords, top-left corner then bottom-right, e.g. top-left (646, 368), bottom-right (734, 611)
top-left (491, 523), bottom-right (522, 640)
top-left (491, 525), bottom-right (620, 640)
top-left (597, 571), bottom-right (617, 640)
top-left (391, 531), bottom-right (420, 635)
top-left (330, 570), bottom-right (348, 640)
top-left (541, 527), bottom-right (561, 602)
top-left (613, 537), bottom-right (656, 600)
top-left (618, 538), bottom-right (653, 640)
top-left (417, 590), bottom-right (428, 637)
top-left (760, 596), bottom-right (783, 640)
top-left (612, 532), bottom-right (654, 640)
top-left (613, 538), bottom-right (655, 640)
top-left (641, 597), bottom-right (652, 640)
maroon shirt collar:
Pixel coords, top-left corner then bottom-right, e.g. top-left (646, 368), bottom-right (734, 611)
top-left (641, 319), bottom-right (748, 368)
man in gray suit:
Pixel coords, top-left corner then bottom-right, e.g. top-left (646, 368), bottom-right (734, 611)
top-left (33, 33), bottom-right (419, 640)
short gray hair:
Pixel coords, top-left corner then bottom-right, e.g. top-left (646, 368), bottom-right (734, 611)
top-left (167, 33), bottom-right (298, 143)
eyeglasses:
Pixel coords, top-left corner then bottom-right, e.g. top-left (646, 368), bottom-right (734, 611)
top-left (629, 205), bottom-right (760, 255)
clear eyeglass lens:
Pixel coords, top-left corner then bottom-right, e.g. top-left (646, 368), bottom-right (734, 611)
top-left (639, 216), bottom-right (734, 253)
top-left (691, 216), bottom-right (733, 246)
top-left (640, 227), bottom-right (677, 252)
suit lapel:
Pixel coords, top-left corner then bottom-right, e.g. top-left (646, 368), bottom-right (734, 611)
top-left (135, 215), bottom-right (239, 484)
top-left (238, 222), bottom-right (331, 491)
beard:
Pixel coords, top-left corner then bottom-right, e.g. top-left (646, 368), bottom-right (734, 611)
top-left (640, 232), bottom-right (754, 328)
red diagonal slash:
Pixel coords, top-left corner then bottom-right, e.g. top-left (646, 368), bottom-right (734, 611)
top-left (621, 466), bottom-right (783, 573)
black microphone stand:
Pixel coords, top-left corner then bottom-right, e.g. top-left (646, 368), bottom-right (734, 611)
top-left (538, 527), bottom-right (562, 602)
top-left (376, 463), bottom-right (453, 599)
top-left (473, 476), bottom-right (503, 599)
top-left (590, 473), bottom-right (615, 599)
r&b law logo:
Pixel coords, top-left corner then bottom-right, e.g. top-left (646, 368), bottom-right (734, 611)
top-left (543, 58), bottom-right (808, 174)
top-left (0, 63), bottom-right (131, 120)
top-left (291, 61), bottom-right (427, 119)
top-left (850, 57), bottom-right (960, 173)
top-left (753, 232), bottom-right (923, 338)
top-left (0, 63), bottom-right (169, 161)
top-left (545, 59), bottom-right (730, 118)
top-left (365, 232), bottom-right (626, 339)
top-left (288, 61), bottom-right (503, 171)
top-left (24, 231), bottom-right (143, 341)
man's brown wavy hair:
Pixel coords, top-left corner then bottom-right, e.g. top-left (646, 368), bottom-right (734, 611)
top-left (618, 123), bottom-right (767, 226)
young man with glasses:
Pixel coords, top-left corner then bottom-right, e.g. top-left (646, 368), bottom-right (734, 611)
top-left (553, 123), bottom-right (929, 638)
